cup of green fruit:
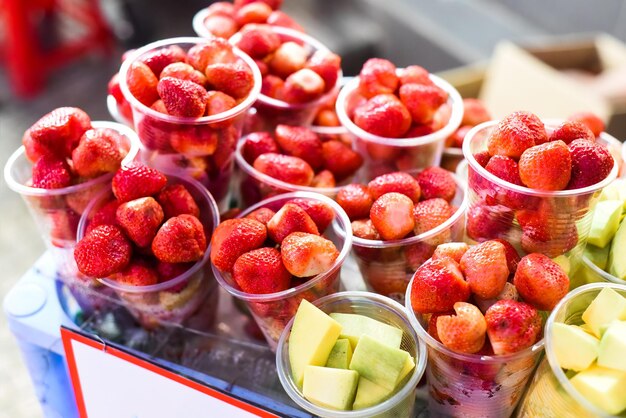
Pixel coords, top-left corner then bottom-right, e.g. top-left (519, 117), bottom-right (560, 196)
top-left (517, 283), bottom-right (626, 417)
top-left (276, 291), bottom-right (426, 417)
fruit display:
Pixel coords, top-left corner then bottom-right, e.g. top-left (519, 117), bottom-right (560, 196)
top-left (405, 239), bottom-right (570, 417)
top-left (211, 192), bottom-right (352, 348)
top-left (336, 168), bottom-right (466, 302)
top-left (74, 163), bottom-right (220, 330)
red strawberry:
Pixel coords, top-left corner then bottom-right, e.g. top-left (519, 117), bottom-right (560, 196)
top-left (127, 61), bottom-right (160, 106)
top-left (466, 203), bottom-right (514, 242)
top-left (112, 162), bottom-right (167, 203)
top-left (261, 74), bottom-right (284, 98)
top-left (234, 1), bottom-right (272, 26)
top-left (234, 25), bottom-right (281, 59)
top-left (245, 207), bottom-right (275, 225)
top-left (205, 62), bottom-right (254, 99)
top-left (150, 99), bottom-right (168, 114)
top-left (203, 13), bottom-right (237, 39)
top-left (282, 68), bottom-right (325, 104)
top-left (413, 198), bottom-right (453, 237)
top-left (351, 219), bottom-right (380, 240)
top-left (520, 227), bottom-right (578, 259)
top-left (461, 98), bottom-right (491, 127)
top-left (446, 125), bottom-right (472, 148)
top-left (233, 247), bottom-right (291, 294)
top-left (473, 282), bottom-right (520, 314)
top-left (460, 240), bottom-right (508, 299)
top-left (474, 151), bottom-right (491, 167)
top-left (358, 58), bottom-right (399, 98)
top-left (210, 218), bottom-right (267, 272)
top-left (186, 38), bottom-right (236, 72)
top-left (416, 167), bottom-right (456, 202)
top-left (160, 62), bottom-right (207, 87)
top-left (485, 300), bottom-right (542, 355)
top-left (156, 184), bottom-right (200, 219)
top-left (289, 198), bottom-right (335, 232)
top-left (220, 208), bottom-right (242, 221)
top-left (72, 128), bottom-right (130, 178)
top-left (87, 199), bottom-right (120, 232)
top-left (169, 127), bottom-right (219, 155)
top-left (336, 184), bottom-right (373, 220)
top-left (112, 259), bottom-right (159, 286)
top-left (370, 193), bottom-right (415, 240)
top-left (398, 65), bottom-right (432, 86)
top-left (427, 312), bottom-right (452, 342)
top-left (567, 112), bottom-right (604, 137)
top-left (437, 302), bottom-right (487, 354)
top-left (116, 197), bottom-right (164, 247)
top-left (31, 156), bottom-right (72, 189)
top-left (268, 41), bottom-right (307, 79)
top-left (484, 155), bottom-right (523, 186)
top-left (25, 107), bottom-right (91, 161)
top-left (399, 83), bottom-right (447, 125)
top-left (549, 121), bottom-right (594, 144)
top-left (406, 242), bottom-right (436, 270)
top-left (492, 239), bottom-right (521, 274)
top-left (519, 140), bottom-right (571, 190)
top-left (267, 203), bottom-right (319, 243)
top-left (280, 232), bottom-right (339, 277)
top-left (234, 0), bottom-right (283, 11)
top-left (305, 50), bottom-right (341, 93)
top-left (410, 257), bottom-right (470, 313)
top-left (321, 140), bottom-right (363, 182)
top-left (49, 209), bottom-right (81, 245)
top-left (267, 10), bottom-right (303, 31)
top-left (314, 109), bottom-right (340, 127)
top-left (152, 214), bottom-right (206, 263)
top-left (567, 139), bottom-right (614, 189)
top-left (140, 45), bottom-right (186, 77)
top-left (205, 91), bottom-right (236, 119)
top-left (354, 94), bottom-right (411, 138)
top-left (513, 253), bottom-right (569, 310)
top-left (74, 224), bottom-right (132, 277)
top-left (206, 1), bottom-right (235, 16)
top-left (209, 126), bottom-right (238, 171)
top-left (487, 111), bottom-right (547, 158)
top-left (368, 172), bottom-right (421, 202)
top-left (157, 261), bottom-right (193, 282)
top-left (432, 242), bottom-right (469, 264)
top-left (242, 132), bottom-right (280, 164)
top-left (157, 77), bottom-right (207, 117)
top-left (253, 153), bottom-right (314, 186)
top-left (311, 170), bottom-right (336, 188)
top-left (274, 125), bottom-right (324, 170)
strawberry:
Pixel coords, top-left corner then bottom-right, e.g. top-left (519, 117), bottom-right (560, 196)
top-left (74, 225), bottom-right (132, 277)
top-left (242, 132), bottom-right (280, 164)
top-left (268, 41), bottom-right (307, 79)
top-left (186, 38), bottom-right (236, 72)
top-left (460, 240), bottom-right (508, 299)
top-left (204, 14), bottom-right (237, 39)
top-left (235, 1), bottom-right (272, 26)
top-left (354, 94), bottom-right (411, 138)
top-left (398, 65), bottom-right (432, 86)
top-left (368, 172), bottom-right (421, 202)
top-left (492, 239), bottom-right (521, 274)
top-left (311, 170), bottom-right (336, 188)
top-left (427, 312), bottom-right (452, 342)
top-left (234, 25), bottom-right (281, 59)
top-left (410, 257), bottom-right (470, 313)
top-left (87, 199), bottom-right (120, 232)
top-left (321, 140), bottom-right (363, 182)
top-left (358, 58), bottom-right (399, 98)
top-left (170, 127), bottom-right (218, 155)
top-left (369, 192), bottom-right (414, 240)
top-left (274, 125), bottom-right (324, 170)
top-left (473, 282), bottom-right (520, 314)
top-left (156, 261), bottom-right (193, 283)
top-left (233, 247), bottom-right (291, 294)
top-left (157, 77), bottom-right (207, 117)
top-left (485, 300), bottom-right (542, 355)
top-left (112, 259), bottom-right (159, 286)
top-left (432, 242), bottom-right (469, 264)
top-left (112, 162), bottom-right (167, 203)
top-left (549, 121), bottom-right (594, 144)
top-left (206, 1), bottom-right (235, 16)
top-left (253, 153), bottom-right (314, 186)
top-left (416, 167), bottom-right (456, 202)
top-left (209, 126), bottom-right (237, 171)
top-left (25, 107), bottom-right (91, 161)
top-left (305, 50), bottom-right (341, 93)
top-left (484, 155), bottom-right (523, 186)
top-left (140, 45), bottom-right (186, 77)
top-left (261, 74), bottom-right (285, 99)
top-left (314, 109), bottom-right (340, 127)
top-left (160, 62), bottom-right (207, 87)
top-left (234, 0), bottom-right (282, 10)
top-left (567, 112), bottom-right (604, 137)
top-left (446, 125), bottom-right (472, 148)
top-left (266, 203), bottom-right (319, 243)
top-left (282, 68), bottom-right (325, 104)
top-left (220, 208), bottom-right (242, 221)
top-left (520, 227), bottom-right (578, 259)
top-left (205, 91), bottom-right (236, 119)
top-left (413, 198), bottom-right (453, 238)
top-left (519, 140), bottom-right (571, 191)
top-left (210, 218), bottom-right (267, 272)
top-left (127, 61), bottom-right (160, 106)
top-left (567, 139), bottom-right (614, 189)
top-left (487, 111), bottom-right (547, 158)
top-left (406, 242), bottom-right (436, 271)
top-left (337, 184), bottom-right (373, 221)
top-left (513, 253), bottom-right (569, 310)
top-left (466, 203), bottom-right (514, 242)
top-left (245, 207), bottom-right (275, 225)
top-left (289, 198), bottom-right (335, 232)
top-left (399, 83), bottom-right (447, 125)
top-left (152, 214), bottom-right (206, 263)
top-left (72, 128), bottom-right (130, 178)
top-left (267, 10), bottom-right (303, 31)
top-left (116, 197), bottom-right (164, 248)
top-left (31, 156), bottom-right (72, 189)
top-left (461, 98), bottom-right (491, 127)
top-left (205, 62), bottom-right (254, 99)
top-left (150, 99), bottom-right (168, 114)
top-left (280, 232), bottom-right (339, 277)
top-left (156, 184), bottom-right (199, 219)
top-left (437, 302), bottom-right (487, 354)
top-left (351, 219), bottom-right (380, 240)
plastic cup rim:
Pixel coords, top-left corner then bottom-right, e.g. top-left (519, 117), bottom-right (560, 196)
top-left (581, 256), bottom-right (626, 285)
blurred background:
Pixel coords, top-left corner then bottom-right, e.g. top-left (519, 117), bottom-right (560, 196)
top-left (1, 0), bottom-right (625, 416)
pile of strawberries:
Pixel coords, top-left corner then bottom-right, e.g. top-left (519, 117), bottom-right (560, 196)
top-left (74, 163), bottom-right (208, 288)
top-left (445, 98), bottom-right (491, 148)
top-left (410, 239), bottom-right (570, 356)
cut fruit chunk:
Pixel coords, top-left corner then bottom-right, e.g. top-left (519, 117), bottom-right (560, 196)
top-left (353, 377), bottom-right (393, 410)
top-left (329, 313), bottom-right (403, 350)
top-left (326, 339), bottom-right (353, 370)
top-left (588, 200), bottom-right (623, 248)
top-left (397, 353), bottom-right (416, 383)
top-left (303, 366), bottom-right (358, 411)
top-left (349, 335), bottom-right (410, 390)
top-left (608, 219), bottom-right (626, 280)
top-left (551, 323), bottom-right (598, 371)
top-left (582, 287), bottom-right (626, 336)
top-left (597, 321), bottom-right (626, 372)
top-left (569, 364), bottom-right (626, 415)
top-left (584, 244), bottom-right (610, 271)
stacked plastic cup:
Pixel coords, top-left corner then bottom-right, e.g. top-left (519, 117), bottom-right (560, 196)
top-left (276, 291), bottom-right (427, 418)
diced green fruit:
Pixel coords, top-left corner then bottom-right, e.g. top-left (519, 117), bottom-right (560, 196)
top-left (552, 255), bottom-right (571, 276)
top-left (584, 244), bottom-right (610, 270)
top-left (329, 313), bottom-right (403, 350)
top-left (582, 287), bottom-right (626, 336)
top-left (353, 377), bottom-right (393, 410)
top-left (551, 323), bottom-right (598, 371)
top-left (349, 335), bottom-right (410, 390)
top-left (569, 364), bottom-right (626, 415)
top-left (326, 339), bottom-right (353, 369)
top-left (588, 200), bottom-right (623, 248)
top-left (397, 354), bottom-right (416, 384)
top-left (302, 366), bottom-right (358, 411)
top-left (289, 300), bottom-right (342, 387)
top-left (598, 179), bottom-right (626, 206)
top-left (609, 219), bottom-right (626, 280)
top-left (580, 323), bottom-right (600, 338)
top-left (598, 321), bottom-right (626, 372)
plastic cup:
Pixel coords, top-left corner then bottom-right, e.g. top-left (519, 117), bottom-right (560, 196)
top-left (4, 121), bottom-right (140, 280)
top-left (440, 147), bottom-right (464, 172)
top-left (335, 74), bottom-right (463, 182)
top-left (309, 76), bottom-right (354, 144)
top-left (349, 172), bottom-right (466, 304)
top-left (517, 282), bottom-right (626, 417)
top-left (404, 282), bottom-right (544, 418)
top-left (577, 254), bottom-right (626, 287)
top-left (118, 37), bottom-right (262, 211)
top-left (76, 173), bottom-right (221, 331)
top-left (463, 119), bottom-right (619, 276)
top-left (106, 93), bottom-right (133, 127)
top-left (276, 291), bottom-right (427, 418)
top-left (213, 191), bottom-right (352, 350)
top-left (229, 26), bottom-right (342, 133)
top-left (192, 7), bottom-right (221, 39)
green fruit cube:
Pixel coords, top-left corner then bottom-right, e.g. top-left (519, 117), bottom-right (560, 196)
top-left (588, 200), bottom-right (623, 248)
top-left (570, 365), bottom-right (626, 415)
top-left (582, 287), bottom-right (626, 336)
top-left (584, 244), bottom-right (610, 271)
top-left (326, 339), bottom-right (353, 370)
top-left (349, 335), bottom-right (410, 390)
top-left (302, 366), bottom-right (358, 411)
top-left (329, 313), bottom-right (403, 350)
top-left (353, 377), bottom-right (393, 410)
top-left (598, 321), bottom-right (626, 372)
top-left (551, 323), bottom-right (598, 371)
top-left (609, 219), bottom-right (626, 280)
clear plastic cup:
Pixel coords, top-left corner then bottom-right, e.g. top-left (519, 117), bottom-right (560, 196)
top-left (118, 37), bottom-right (262, 211)
top-left (335, 74), bottom-right (463, 182)
top-left (404, 282), bottom-right (544, 418)
top-left (349, 172), bottom-right (466, 304)
top-left (455, 159), bottom-right (468, 187)
top-left (440, 147), bottom-right (464, 172)
top-left (577, 255), bottom-right (626, 287)
top-left (76, 173), bottom-right (221, 331)
top-left (213, 191), bottom-right (352, 350)
top-left (517, 282), bottom-right (626, 417)
top-left (463, 119), bottom-right (619, 275)
top-left (192, 7), bottom-right (221, 39)
top-left (4, 121), bottom-right (140, 280)
top-left (276, 291), bottom-right (427, 418)
top-left (106, 93), bottom-right (133, 127)
top-left (229, 26), bottom-right (342, 133)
